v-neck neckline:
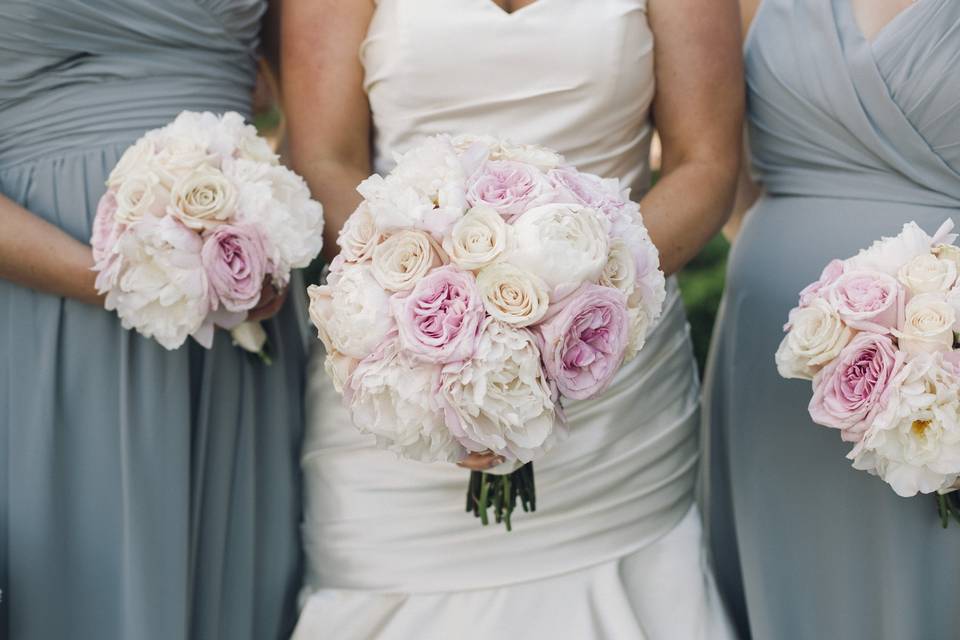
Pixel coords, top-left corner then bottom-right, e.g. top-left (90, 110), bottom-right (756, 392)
top-left (482, 0), bottom-right (548, 18)
top-left (846, 0), bottom-right (927, 46)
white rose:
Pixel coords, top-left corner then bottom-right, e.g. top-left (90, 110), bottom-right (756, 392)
top-left (476, 262), bottom-right (549, 327)
top-left (897, 253), bottom-right (957, 294)
top-left (346, 338), bottom-right (464, 463)
top-left (775, 299), bottom-right (855, 380)
top-left (306, 265), bottom-right (393, 359)
top-left (114, 170), bottom-right (169, 224)
top-left (168, 165), bottom-right (238, 231)
top-left (107, 216), bottom-right (210, 350)
top-left (850, 354), bottom-right (960, 497)
top-left (230, 321), bottom-right (268, 354)
top-left (358, 135), bottom-right (467, 237)
top-left (371, 230), bottom-right (445, 291)
top-left (507, 203), bottom-right (609, 297)
top-left (107, 137), bottom-right (157, 188)
top-left (847, 221), bottom-right (936, 276)
top-left (600, 238), bottom-right (637, 296)
top-left (894, 293), bottom-right (956, 355)
top-left (442, 206), bottom-right (510, 271)
top-left (440, 319), bottom-right (558, 462)
top-left (338, 203), bottom-right (383, 263)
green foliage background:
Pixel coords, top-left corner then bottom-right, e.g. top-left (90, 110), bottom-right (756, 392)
top-left (678, 235), bottom-right (728, 372)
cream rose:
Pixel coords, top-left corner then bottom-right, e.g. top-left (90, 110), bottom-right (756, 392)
top-left (168, 166), bottom-right (238, 231)
top-left (230, 321), bottom-right (268, 354)
top-left (507, 203), bottom-right (609, 297)
top-left (599, 238), bottom-right (637, 296)
top-left (114, 170), bottom-right (168, 224)
top-left (895, 293), bottom-right (956, 355)
top-left (476, 262), bottom-right (549, 327)
top-left (338, 203), bottom-right (383, 263)
top-left (106, 137), bottom-right (156, 189)
top-left (371, 230), bottom-right (445, 291)
top-left (152, 136), bottom-right (217, 187)
top-left (442, 206), bottom-right (510, 271)
top-left (897, 253), bottom-right (957, 294)
top-left (775, 299), bottom-right (855, 380)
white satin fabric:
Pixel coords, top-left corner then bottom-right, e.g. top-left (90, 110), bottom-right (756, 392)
top-left (295, 1), bottom-right (735, 638)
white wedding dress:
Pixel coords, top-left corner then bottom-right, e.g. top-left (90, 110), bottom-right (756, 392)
top-left (294, 1), bottom-right (735, 638)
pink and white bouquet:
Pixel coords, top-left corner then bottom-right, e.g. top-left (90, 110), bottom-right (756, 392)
top-left (91, 111), bottom-right (324, 355)
top-left (308, 134), bottom-right (666, 529)
top-left (777, 219), bottom-right (960, 523)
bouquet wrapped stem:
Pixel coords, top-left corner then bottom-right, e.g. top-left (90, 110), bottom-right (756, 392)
top-left (466, 463), bottom-right (536, 532)
top-left (936, 492), bottom-right (960, 528)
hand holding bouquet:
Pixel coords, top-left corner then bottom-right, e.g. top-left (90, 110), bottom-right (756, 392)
top-left (91, 111), bottom-right (324, 355)
top-left (308, 134), bottom-right (666, 530)
top-left (777, 219), bottom-right (960, 524)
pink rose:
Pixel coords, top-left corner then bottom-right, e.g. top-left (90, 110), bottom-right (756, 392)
top-left (799, 259), bottom-right (845, 307)
top-left (391, 265), bottom-right (485, 364)
top-left (809, 332), bottom-right (904, 442)
top-left (537, 283), bottom-right (630, 400)
top-left (201, 224), bottom-right (268, 314)
top-left (466, 160), bottom-right (553, 220)
top-left (827, 270), bottom-right (903, 333)
top-left (547, 166), bottom-right (629, 221)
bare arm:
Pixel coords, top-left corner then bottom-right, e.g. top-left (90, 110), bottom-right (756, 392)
top-left (0, 194), bottom-right (102, 305)
top-left (723, 0), bottom-right (764, 241)
top-left (281, 0), bottom-right (375, 262)
top-left (643, 0), bottom-right (744, 275)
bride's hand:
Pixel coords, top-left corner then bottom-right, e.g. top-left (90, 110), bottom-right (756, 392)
top-left (458, 451), bottom-right (506, 471)
top-left (247, 279), bottom-right (288, 322)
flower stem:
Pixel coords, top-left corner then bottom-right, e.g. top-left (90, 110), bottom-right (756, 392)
top-left (465, 462), bottom-right (536, 531)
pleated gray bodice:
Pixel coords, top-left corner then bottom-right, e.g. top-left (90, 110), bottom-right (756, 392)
top-left (747, 0), bottom-right (960, 207)
top-left (0, 0), bottom-right (264, 168)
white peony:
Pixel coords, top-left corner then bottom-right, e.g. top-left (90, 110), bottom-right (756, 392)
top-left (894, 293), bottom-right (956, 355)
top-left (226, 158), bottom-right (325, 278)
top-left (897, 253), bottom-right (957, 295)
top-left (442, 206), bottom-right (511, 271)
top-left (506, 203), bottom-right (609, 297)
top-left (167, 165), bottom-right (238, 231)
top-left (849, 354), bottom-right (960, 497)
top-left (114, 170), bottom-right (168, 224)
top-left (371, 229), bottom-right (446, 291)
top-left (107, 216), bottom-right (211, 350)
top-left (306, 265), bottom-right (394, 360)
top-left (357, 135), bottom-right (468, 237)
top-left (476, 261), bottom-right (549, 327)
top-left (450, 134), bottom-right (563, 171)
top-left (345, 338), bottom-right (464, 463)
top-left (775, 299), bottom-right (854, 380)
top-left (847, 221), bottom-right (937, 276)
top-left (934, 243), bottom-right (960, 272)
top-left (623, 304), bottom-right (652, 363)
top-left (338, 203), bottom-right (383, 263)
top-left (440, 319), bottom-right (558, 462)
top-left (323, 350), bottom-right (359, 394)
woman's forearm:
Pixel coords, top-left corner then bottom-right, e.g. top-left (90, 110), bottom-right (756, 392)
top-left (294, 158), bottom-right (370, 262)
top-left (640, 156), bottom-right (739, 276)
top-left (0, 194), bottom-right (103, 305)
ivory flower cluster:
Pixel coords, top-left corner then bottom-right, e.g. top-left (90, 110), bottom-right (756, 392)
top-left (777, 220), bottom-right (960, 497)
top-left (309, 134), bottom-right (666, 464)
top-left (91, 111), bottom-right (324, 351)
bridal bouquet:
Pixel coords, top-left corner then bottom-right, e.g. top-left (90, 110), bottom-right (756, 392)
top-left (91, 111), bottom-right (324, 355)
top-left (777, 219), bottom-right (960, 524)
top-left (308, 134), bottom-right (666, 529)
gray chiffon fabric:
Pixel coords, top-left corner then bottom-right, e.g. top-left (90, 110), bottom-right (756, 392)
top-left (0, 2), bottom-right (305, 638)
top-left (704, 1), bottom-right (960, 638)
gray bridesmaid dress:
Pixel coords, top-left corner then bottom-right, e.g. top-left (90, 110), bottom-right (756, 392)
top-left (0, 2), bottom-right (306, 638)
top-left (704, 1), bottom-right (960, 638)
